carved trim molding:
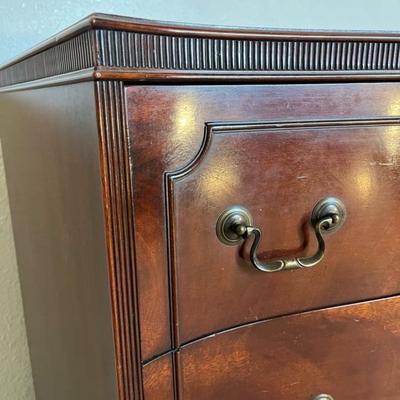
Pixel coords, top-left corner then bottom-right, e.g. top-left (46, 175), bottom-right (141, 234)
top-left (96, 81), bottom-right (142, 400)
top-left (4, 14), bottom-right (400, 87)
top-left (0, 31), bottom-right (95, 87)
top-left (97, 29), bottom-right (400, 71)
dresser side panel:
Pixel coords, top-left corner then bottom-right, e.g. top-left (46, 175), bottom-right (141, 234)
top-left (0, 82), bottom-right (117, 400)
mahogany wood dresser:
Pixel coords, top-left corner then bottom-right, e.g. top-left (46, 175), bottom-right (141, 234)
top-left (1, 13), bottom-right (400, 400)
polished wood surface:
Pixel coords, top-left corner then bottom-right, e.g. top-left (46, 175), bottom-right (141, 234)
top-left (6, 13), bottom-right (400, 88)
top-left (143, 355), bottom-right (175, 400)
top-left (96, 81), bottom-right (142, 400)
top-left (126, 82), bottom-right (400, 359)
top-left (3, 14), bottom-right (400, 400)
top-left (178, 296), bottom-right (400, 399)
top-left (0, 83), bottom-right (117, 400)
top-left (172, 120), bottom-right (400, 343)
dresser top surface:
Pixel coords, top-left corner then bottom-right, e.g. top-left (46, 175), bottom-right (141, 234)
top-left (3, 12), bottom-right (400, 90)
top-left (4, 12), bottom-right (400, 69)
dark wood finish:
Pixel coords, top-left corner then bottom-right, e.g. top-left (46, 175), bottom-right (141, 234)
top-left (143, 355), bottom-right (175, 400)
top-left (3, 14), bottom-right (400, 400)
top-left (0, 31), bottom-right (95, 87)
top-left (95, 28), bottom-right (400, 71)
top-left (126, 82), bottom-right (400, 358)
top-left (95, 81), bottom-right (142, 400)
top-left (94, 68), bottom-right (400, 83)
top-left (6, 13), bottom-right (400, 87)
top-left (171, 119), bottom-right (400, 343)
top-left (178, 296), bottom-right (400, 399)
top-left (0, 83), bottom-right (117, 400)
top-left (87, 13), bottom-right (400, 40)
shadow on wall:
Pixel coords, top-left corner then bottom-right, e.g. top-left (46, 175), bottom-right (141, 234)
top-left (0, 138), bottom-right (35, 400)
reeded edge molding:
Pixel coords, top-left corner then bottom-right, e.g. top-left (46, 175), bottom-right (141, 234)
top-left (5, 13), bottom-right (400, 89)
top-left (0, 16), bottom-right (94, 70)
top-left (4, 12), bottom-right (400, 71)
top-left (96, 81), bottom-right (143, 400)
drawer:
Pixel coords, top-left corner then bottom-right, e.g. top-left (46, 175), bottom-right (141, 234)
top-left (170, 118), bottom-right (400, 343)
top-left (177, 296), bottom-right (400, 399)
top-left (128, 83), bottom-right (400, 359)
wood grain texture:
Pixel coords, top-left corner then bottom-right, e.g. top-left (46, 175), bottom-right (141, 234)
top-left (178, 296), bottom-right (400, 399)
top-left (169, 119), bottom-right (400, 343)
top-left (126, 82), bottom-right (400, 361)
top-left (0, 82), bottom-right (117, 400)
top-left (143, 354), bottom-right (175, 400)
top-left (96, 81), bottom-right (142, 400)
top-left (6, 13), bottom-right (400, 87)
top-left (126, 85), bottom-right (204, 361)
top-left (5, 15), bottom-right (400, 400)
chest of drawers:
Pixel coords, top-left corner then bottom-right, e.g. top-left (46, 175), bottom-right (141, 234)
top-left (1, 14), bottom-right (400, 400)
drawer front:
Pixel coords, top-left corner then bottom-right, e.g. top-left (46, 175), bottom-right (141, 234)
top-left (127, 83), bottom-right (400, 359)
top-left (171, 120), bottom-right (400, 343)
top-left (178, 297), bottom-right (400, 399)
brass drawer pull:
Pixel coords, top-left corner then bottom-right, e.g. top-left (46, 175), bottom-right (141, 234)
top-left (216, 197), bottom-right (345, 272)
top-left (312, 395), bottom-right (335, 400)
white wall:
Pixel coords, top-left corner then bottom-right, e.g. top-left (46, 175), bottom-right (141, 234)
top-left (0, 142), bottom-right (35, 400)
top-left (3, 0), bottom-right (400, 64)
top-left (1, 1), bottom-right (400, 399)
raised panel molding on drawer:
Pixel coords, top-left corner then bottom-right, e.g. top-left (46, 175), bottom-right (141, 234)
top-left (168, 119), bottom-right (400, 343)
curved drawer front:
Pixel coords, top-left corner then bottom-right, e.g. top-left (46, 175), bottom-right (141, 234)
top-left (170, 119), bottom-right (400, 343)
top-left (177, 297), bottom-right (400, 399)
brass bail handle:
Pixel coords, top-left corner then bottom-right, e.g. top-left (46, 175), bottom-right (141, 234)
top-left (216, 197), bottom-right (346, 272)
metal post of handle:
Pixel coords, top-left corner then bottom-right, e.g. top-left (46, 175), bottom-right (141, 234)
top-left (216, 197), bottom-right (345, 273)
